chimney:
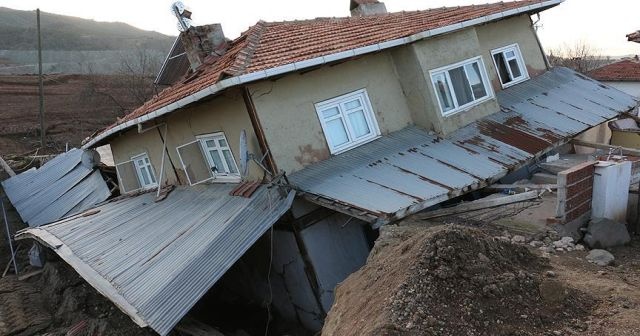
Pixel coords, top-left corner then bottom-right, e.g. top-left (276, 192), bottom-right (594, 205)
top-left (350, 0), bottom-right (387, 16)
top-left (180, 24), bottom-right (229, 71)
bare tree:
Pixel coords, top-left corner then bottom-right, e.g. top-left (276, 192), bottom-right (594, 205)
top-left (547, 41), bottom-right (610, 73)
top-left (116, 47), bottom-right (163, 106)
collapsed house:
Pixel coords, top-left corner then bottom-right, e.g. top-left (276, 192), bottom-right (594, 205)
top-left (8, 0), bottom-right (640, 335)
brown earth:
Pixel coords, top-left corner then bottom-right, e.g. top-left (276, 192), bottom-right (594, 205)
top-left (0, 74), bottom-right (148, 154)
top-left (323, 225), bottom-right (597, 336)
top-left (0, 261), bottom-right (156, 336)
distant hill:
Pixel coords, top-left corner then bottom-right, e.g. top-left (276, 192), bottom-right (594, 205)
top-left (0, 7), bottom-right (174, 50)
top-left (0, 7), bottom-right (175, 74)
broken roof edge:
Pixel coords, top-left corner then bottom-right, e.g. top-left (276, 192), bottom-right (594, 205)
top-left (16, 227), bottom-right (149, 329)
top-left (82, 0), bottom-right (562, 149)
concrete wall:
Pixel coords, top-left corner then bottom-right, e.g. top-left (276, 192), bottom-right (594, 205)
top-left (249, 51), bottom-right (413, 174)
top-left (603, 81), bottom-right (640, 98)
top-left (109, 89), bottom-right (263, 187)
top-left (393, 14), bottom-right (547, 135)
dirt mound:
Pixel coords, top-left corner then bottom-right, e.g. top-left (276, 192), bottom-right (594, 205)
top-left (0, 261), bottom-right (155, 336)
top-left (323, 225), bottom-right (594, 336)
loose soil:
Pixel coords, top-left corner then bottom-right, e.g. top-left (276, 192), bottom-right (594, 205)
top-left (323, 225), bottom-right (596, 336)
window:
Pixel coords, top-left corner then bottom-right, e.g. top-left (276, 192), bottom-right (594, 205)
top-left (197, 133), bottom-right (239, 176)
top-left (430, 57), bottom-right (493, 116)
top-left (176, 132), bottom-right (240, 186)
top-left (115, 153), bottom-right (157, 193)
top-left (492, 44), bottom-right (529, 88)
top-left (315, 89), bottom-right (380, 154)
top-left (132, 153), bottom-right (157, 189)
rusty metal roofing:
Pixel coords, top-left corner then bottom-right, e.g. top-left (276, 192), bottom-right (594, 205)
top-left (289, 67), bottom-right (639, 227)
top-left (17, 184), bottom-right (295, 336)
top-left (1, 149), bottom-right (111, 227)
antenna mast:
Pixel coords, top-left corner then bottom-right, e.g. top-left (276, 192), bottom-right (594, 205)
top-left (37, 9), bottom-right (45, 148)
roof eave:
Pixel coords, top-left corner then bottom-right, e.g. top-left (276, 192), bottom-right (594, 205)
top-left (82, 0), bottom-right (563, 149)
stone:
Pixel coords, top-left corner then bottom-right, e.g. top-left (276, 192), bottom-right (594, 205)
top-left (529, 240), bottom-right (544, 247)
top-left (511, 235), bottom-right (526, 244)
top-left (545, 271), bottom-right (557, 278)
top-left (586, 249), bottom-right (615, 266)
top-left (575, 244), bottom-right (585, 251)
top-left (583, 218), bottom-right (631, 249)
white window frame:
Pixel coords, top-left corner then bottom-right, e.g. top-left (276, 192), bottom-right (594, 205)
top-left (196, 132), bottom-right (241, 182)
top-left (131, 153), bottom-right (158, 189)
top-left (314, 89), bottom-right (381, 155)
top-left (429, 56), bottom-right (494, 117)
top-left (176, 139), bottom-right (213, 186)
top-left (491, 43), bottom-right (529, 88)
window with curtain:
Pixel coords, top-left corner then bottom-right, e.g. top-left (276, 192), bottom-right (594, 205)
top-left (430, 57), bottom-right (493, 116)
top-left (315, 89), bottom-right (380, 154)
top-left (492, 44), bottom-right (529, 88)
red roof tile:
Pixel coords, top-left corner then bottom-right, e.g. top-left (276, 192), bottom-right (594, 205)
top-left (92, 0), bottom-right (556, 143)
top-left (589, 59), bottom-right (640, 82)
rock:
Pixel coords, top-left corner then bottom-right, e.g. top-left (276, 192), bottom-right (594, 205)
top-left (586, 249), bottom-right (615, 266)
top-left (511, 235), bottom-right (526, 244)
top-left (539, 246), bottom-right (554, 253)
top-left (553, 237), bottom-right (574, 249)
top-left (545, 271), bottom-right (557, 278)
top-left (529, 240), bottom-right (544, 247)
top-left (583, 218), bottom-right (631, 249)
top-left (575, 244), bottom-right (585, 251)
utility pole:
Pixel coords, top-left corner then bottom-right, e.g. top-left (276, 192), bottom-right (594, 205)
top-left (37, 8), bottom-right (45, 148)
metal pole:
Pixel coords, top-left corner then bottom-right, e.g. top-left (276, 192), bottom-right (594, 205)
top-left (37, 9), bottom-right (45, 148)
top-left (2, 199), bottom-right (18, 275)
top-left (156, 124), bottom-right (168, 198)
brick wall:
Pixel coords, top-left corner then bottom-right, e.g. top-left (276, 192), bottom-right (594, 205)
top-left (556, 162), bottom-right (596, 225)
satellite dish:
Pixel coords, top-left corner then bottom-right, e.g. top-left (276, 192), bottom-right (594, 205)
top-left (239, 129), bottom-right (250, 178)
top-left (171, 1), bottom-right (192, 32)
top-left (239, 129), bottom-right (272, 178)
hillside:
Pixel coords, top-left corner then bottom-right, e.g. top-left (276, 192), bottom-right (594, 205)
top-left (0, 7), bottom-right (173, 51)
top-left (0, 74), bottom-right (150, 154)
top-left (0, 7), bottom-right (175, 74)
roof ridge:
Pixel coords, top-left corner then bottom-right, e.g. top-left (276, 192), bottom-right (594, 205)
top-left (224, 20), bottom-right (269, 77)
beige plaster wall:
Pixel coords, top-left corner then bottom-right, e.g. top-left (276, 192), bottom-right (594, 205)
top-left (476, 14), bottom-right (548, 90)
top-left (109, 89), bottom-right (263, 188)
top-left (392, 14), bottom-right (547, 135)
top-left (249, 51), bottom-right (413, 174)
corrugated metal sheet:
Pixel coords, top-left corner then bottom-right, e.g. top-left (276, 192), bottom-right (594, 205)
top-left (2, 149), bottom-right (111, 227)
top-left (17, 184), bottom-right (295, 336)
top-left (289, 67), bottom-right (640, 226)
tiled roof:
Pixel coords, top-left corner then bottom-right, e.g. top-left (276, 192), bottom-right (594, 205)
top-left (589, 59), bottom-right (640, 82)
top-left (90, 0), bottom-right (558, 144)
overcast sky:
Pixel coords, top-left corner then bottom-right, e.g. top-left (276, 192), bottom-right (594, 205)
top-left (1, 0), bottom-right (638, 56)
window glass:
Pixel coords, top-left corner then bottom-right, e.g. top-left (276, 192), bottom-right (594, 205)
top-left (433, 73), bottom-right (454, 112)
top-left (344, 99), bottom-right (361, 110)
top-left (431, 57), bottom-right (492, 116)
top-left (131, 153), bottom-right (157, 189)
top-left (348, 110), bottom-right (370, 138)
top-left (315, 89), bottom-right (379, 154)
top-left (466, 63), bottom-right (488, 99)
top-left (222, 150), bottom-right (238, 174)
top-left (492, 44), bottom-right (528, 87)
top-left (197, 133), bottom-right (240, 177)
top-left (326, 119), bottom-right (350, 146)
top-left (450, 66), bottom-right (473, 106)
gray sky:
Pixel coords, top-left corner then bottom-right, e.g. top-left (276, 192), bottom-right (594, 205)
top-left (1, 0), bottom-right (638, 56)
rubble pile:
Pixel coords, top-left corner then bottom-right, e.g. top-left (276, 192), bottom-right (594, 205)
top-left (495, 230), bottom-right (586, 257)
top-left (323, 225), bottom-right (594, 336)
